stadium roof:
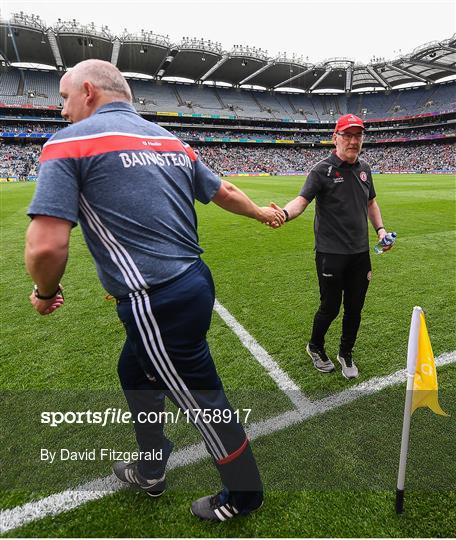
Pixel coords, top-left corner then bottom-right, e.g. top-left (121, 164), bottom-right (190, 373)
top-left (1, 12), bottom-right (455, 92)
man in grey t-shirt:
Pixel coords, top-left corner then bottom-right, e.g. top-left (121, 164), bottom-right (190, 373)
top-left (270, 114), bottom-right (393, 379)
top-left (25, 59), bottom-right (285, 521)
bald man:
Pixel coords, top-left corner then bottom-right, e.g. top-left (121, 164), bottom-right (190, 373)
top-left (26, 60), bottom-right (283, 521)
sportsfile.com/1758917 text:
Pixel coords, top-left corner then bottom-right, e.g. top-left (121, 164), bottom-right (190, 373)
top-left (40, 407), bottom-right (252, 427)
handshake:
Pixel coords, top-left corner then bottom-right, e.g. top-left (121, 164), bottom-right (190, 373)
top-left (258, 202), bottom-right (287, 229)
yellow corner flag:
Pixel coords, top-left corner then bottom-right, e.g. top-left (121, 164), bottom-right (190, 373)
top-left (396, 307), bottom-right (449, 514)
top-left (411, 311), bottom-right (448, 416)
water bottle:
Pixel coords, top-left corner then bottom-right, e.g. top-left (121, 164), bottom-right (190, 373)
top-left (374, 232), bottom-right (397, 254)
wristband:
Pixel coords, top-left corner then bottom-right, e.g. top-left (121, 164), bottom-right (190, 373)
top-left (375, 226), bottom-right (386, 233)
top-left (283, 209), bottom-right (290, 222)
top-left (33, 284), bottom-right (62, 300)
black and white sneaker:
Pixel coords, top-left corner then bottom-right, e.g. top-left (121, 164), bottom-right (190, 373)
top-left (306, 343), bottom-right (335, 373)
top-left (191, 489), bottom-right (240, 521)
top-left (337, 352), bottom-right (359, 379)
top-left (112, 461), bottom-right (166, 497)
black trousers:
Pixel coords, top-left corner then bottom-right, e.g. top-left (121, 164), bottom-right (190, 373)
top-left (310, 251), bottom-right (371, 355)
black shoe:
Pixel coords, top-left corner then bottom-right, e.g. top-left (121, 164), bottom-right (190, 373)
top-left (191, 490), bottom-right (239, 521)
top-left (306, 343), bottom-right (335, 373)
top-left (112, 461), bottom-right (166, 497)
top-left (191, 488), bottom-right (263, 522)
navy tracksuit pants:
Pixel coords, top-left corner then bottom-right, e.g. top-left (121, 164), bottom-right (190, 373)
top-left (116, 258), bottom-right (263, 512)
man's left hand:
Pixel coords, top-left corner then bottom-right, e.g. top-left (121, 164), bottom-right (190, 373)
top-left (378, 229), bottom-right (393, 252)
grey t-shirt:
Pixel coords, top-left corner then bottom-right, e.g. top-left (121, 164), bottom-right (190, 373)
top-left (300, 152), bottom-right (376, 254)
top-left (28, 102), bottom-right (221, 297)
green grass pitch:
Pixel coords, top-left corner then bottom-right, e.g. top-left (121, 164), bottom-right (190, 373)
top-left (1, 174), bottom-right (455, 537)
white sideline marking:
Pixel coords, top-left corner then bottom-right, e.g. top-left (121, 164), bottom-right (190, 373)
top-left (1, 351), bottom-right (454, 534)
top-left (214, 299), bottom-right (314, 411)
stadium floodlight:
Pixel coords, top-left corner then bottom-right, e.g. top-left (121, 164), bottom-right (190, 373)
top-left (230, 44), bottom-right (269, 61)
top-left (121, 29), bottom-right (170, 48)
top-left (10, 11), bottom-right (47, 31)
top-left (54, 18), bottom-right (113, 40)
top-left (178, 37), bottom-right (222, 55)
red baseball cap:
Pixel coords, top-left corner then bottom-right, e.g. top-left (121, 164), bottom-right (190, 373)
top-left (334, 114), bottom-right (365, 133)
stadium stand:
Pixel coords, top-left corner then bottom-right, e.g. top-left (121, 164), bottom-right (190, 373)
top-left (0, 66), bottom-right (455, 120)
top-left (215, 87), bottom-right (272, 118)
top-left (362, 142), bottom-right (455, 173)
top-left (0, 142), bottom-right (41, 179)
top-left (0, 23), bottom-right (454, 181)
top-left (129, 80), bottom-right (189, 112)
top-left (174, 84), bottom-right (226, 114)
top-left (420, 83), bottom-right (456, 111)
top-left (2, 121), bottom-right (454, 143)
top-left (195, 143), bottom-right (456, 175)
top-left (2, 140), bottom-right (454, 180)
top-left (0, 68), bottom-right (21, 97)
top-left (22, 70), bottom-right (62, 106)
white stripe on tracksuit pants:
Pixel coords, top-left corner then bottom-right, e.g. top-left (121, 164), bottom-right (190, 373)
top-left (129, 290), bottom-right (227, 460)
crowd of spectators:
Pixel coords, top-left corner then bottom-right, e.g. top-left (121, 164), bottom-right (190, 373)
top-left (196, 145), bottom-right (326, 174)
top-left (197, 143), bottom-right (456, 174)
top-left (367, 125), bottom-right (455, 140)
top-left (173, 124), bottom-right (455, 143)
top-left (0, 143), bottom-right (41, 178)
top-left (172, 129), bottom-right (323, 142)
top-left (1, 140), bottom-right (454, 180)
top-left (1, 122), bottom-right (454, 143)
top-left (362, 143), bottom-right (456, 172)
top-left (0, 122), bottom-right (63, 133)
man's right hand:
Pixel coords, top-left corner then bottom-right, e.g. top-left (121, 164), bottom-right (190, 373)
top-left (262, 202), bottom-right (286, 228)
top-left (258, 205), bottom-right (285, 227)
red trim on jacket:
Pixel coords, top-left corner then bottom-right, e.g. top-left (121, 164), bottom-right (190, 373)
top-left (40, 134), bottom-right (197, 163)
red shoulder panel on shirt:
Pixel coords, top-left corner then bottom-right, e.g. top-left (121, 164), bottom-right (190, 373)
top-left (40, 134), bottom-right (197, 163)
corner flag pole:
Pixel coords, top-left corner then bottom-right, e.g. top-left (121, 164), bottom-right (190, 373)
top-left (396, 306), bottom-right (422, 514)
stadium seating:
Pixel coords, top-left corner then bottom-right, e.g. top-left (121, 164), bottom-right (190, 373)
top-left (0, 142), bottom-right (41, 178)
top-left (0, 67), bottom-right (454, 121)
top-left (1, 122), bottom-right (453, 143)
top-left (173, 84), bottom-right (226, 114)
top-left (215, 87), bottom-right (273, 119)
top-left (22, 71), bottom-right (62, 107)
top-left (2, 140), bottom-right (454, 179)
top-left (197, 143), bottom-right (456, 175)
top-left (415, 84), bottom-right (456, 111)
top-left (0, 65), bottom-right (454, 181)
top-left (128, 80), bottom-right (180, 112)
top-left (0, 68), bottom-right (22, 97)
